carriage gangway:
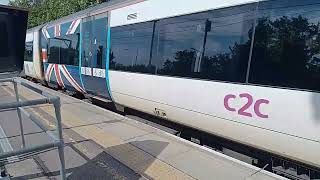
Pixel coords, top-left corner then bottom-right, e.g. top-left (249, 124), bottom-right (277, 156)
top-left (0, 78), bottom-right (286, 180)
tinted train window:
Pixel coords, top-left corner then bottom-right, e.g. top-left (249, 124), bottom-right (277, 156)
top-left (109, 4), bottom-right (255, 82)
top-left (249, 0), bottom-right (320, 91)
top-left (200, 4), bottom-right (255, 82)
top-left (82, 15), bottom-right (108, 69)
top-left (152, 4), bottom-right (255, 82)
top-left (110, 22), bottom-right (155, 74)
top-left (152, 13), bottom-right (206, 78)
top-left (60, 34), bottom-right (80, 66)
top-left (48, 38), bottom-right (60, 64)
top-left (48, 33), bottom-right (80, 66)
top-left (24, 41), bottom-right (33, 62)
top-left (92, 16), bottom-right (107, 69)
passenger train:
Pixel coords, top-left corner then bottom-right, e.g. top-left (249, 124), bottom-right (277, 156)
top-left (23, 0), bottom-right (320, 178)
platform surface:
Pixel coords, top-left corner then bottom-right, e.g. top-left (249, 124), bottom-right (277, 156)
top-left (0, 78), bottom-right (286, 180)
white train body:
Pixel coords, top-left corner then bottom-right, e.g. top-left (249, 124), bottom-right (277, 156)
top-left (24, 28), bottom-right (44, 81)
top-left (110, 71), bottom-right (320, 168)
top-left (109, 0), bottom-right (320, 169)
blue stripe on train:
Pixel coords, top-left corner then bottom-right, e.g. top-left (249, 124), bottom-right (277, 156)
top-left (105, 22), bottom-right (113, 101)
top-left (79, 20), bottom-right (85, 91)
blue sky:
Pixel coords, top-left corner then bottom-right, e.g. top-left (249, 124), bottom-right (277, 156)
top-left (0, 0), bottom-right (8, 5)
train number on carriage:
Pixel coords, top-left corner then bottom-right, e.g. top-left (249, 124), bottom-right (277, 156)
top-left (224, 93), bottom-right (270, 119)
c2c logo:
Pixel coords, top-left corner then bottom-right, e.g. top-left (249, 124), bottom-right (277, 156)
top-left (224, 93), bottom-right (270, 119)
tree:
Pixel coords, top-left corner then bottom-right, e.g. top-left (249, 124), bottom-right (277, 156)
top-left (9, 0), bottom-right (107, 28)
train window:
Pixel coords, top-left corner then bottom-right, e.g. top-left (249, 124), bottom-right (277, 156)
top-left (249, 0), bottom-right (320, 91)
top-left (110, 22), bottom-right (155, 74)
top-left (60, 34), bottom-right (80, 66)
top-left (201, 4), bottom-right (255, 82)
top-left (24, 41), bottom-right (33, 62)
top-left (108, 2), bottom-right (254, 83)
top-left (48, 33), bottom-right (80, 66)
top-left (82, 19), bottom-right (93, 67)
top-left (48, 38), bottom-right (60, 64)
top-left (92, 16), bottom-right (107, 69)
top-left (151, 4), bottom-right (255, 82)
top-left (152, 13), bottom-right (207, 78)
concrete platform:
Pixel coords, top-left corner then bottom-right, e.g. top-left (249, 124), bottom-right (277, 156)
top-left (0, 78), bottom-right (286, 180)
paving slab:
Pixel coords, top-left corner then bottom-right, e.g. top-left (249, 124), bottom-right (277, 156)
top-left (5, 159), bottom-right (46, 179)
top-left (127, 133), bottom-right (191, 162)
top-left (99, 121), bottom-right (153, 141)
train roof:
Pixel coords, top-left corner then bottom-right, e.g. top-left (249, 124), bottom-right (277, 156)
top-left (28, 0), bottom-right (266, 31)
top-left (27, 24), bottom-right (43, 33)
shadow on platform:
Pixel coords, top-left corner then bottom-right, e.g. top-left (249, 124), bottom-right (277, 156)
top-left (11, 140), bottom-right (169, 180)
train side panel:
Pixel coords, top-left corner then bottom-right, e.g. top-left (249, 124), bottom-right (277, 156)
top-left (109, 70), bottom-right (320, 168)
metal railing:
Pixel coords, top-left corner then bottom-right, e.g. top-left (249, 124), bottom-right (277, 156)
top-left (0, 77), bottom-right (66, 180)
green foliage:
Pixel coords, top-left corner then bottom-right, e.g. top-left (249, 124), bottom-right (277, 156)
top-left (9, 0), bottom-right (105, 28)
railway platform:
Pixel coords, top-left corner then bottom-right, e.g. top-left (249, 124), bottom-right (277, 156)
top-left (0, 78), bottom-right (285, 180)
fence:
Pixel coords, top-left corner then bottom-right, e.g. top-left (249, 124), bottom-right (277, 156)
top-left (0, 77), bottom-right (66, 180)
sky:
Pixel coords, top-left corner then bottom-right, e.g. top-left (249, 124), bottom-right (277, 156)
top-left (0, 0), bottom-right (8, 5)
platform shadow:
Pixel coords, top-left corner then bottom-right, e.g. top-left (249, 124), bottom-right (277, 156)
top-left (10, 140), bottom-right (168, 180)
top-left (66, 140), bottom-right (169, 180)
top-left (66, 151), bottom-right (142, 180)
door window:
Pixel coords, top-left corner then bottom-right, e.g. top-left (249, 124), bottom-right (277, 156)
top-left (82, 14), bottom-right (108, 70)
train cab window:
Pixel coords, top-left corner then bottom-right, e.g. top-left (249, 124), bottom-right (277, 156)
top-left (202, 4), bottom-right (256, 82)
top-left (60, 34), bottom-right (80, 66)
top-left (48, 33), bottom-right (80, 66)
top-left (110, 22), bottom-right (155, 74)
top-left (48, 38), bottom-right (60, 64)
top-left (24, 41), bottom-right (33, 62)
top-left (249, 0), bottom-right (320, 91)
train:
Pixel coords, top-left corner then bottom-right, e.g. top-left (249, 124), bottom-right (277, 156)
top-left (23, 0), bottom-right (320, 179)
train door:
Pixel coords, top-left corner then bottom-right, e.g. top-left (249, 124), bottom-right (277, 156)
top-left (81, 13), bottom-right (111, 99)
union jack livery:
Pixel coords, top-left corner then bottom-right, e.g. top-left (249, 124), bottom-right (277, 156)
top-left (45, 64), bottom-right (85, 93)
top-left (54, 24), bottom-right (61, 37)
top-left (42, 18), bottom-right (84, 93)
top-left (66, 19), bottom-right (81, 35)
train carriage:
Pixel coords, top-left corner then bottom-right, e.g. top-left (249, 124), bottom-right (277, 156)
top-left (23, 0), bottom-right (320, 179)
top-left (108, 0), bottom-right (320, 176)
